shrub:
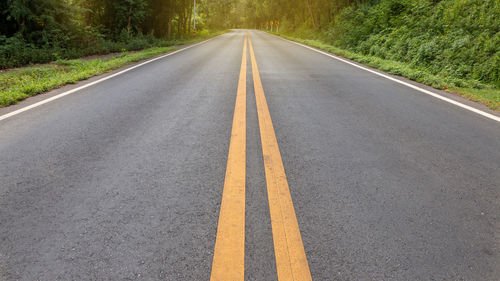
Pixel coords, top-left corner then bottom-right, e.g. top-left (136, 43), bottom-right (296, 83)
top-left (317, 0), bottom-right (500, 88)
top-left (0, 31), bottom-right (186, 69)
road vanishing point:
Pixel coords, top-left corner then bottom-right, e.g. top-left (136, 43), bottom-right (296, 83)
top-left (0, 30), bottom-right (499, 280)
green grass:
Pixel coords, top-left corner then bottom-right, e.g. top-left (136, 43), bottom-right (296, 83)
top-left (0, 31), bottom-right (226, 107)
top-left (272, 33), bottom-right (500, 110)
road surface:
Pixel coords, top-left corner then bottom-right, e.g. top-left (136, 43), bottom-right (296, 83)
top-left (1, 30), bottom-right (499, 280)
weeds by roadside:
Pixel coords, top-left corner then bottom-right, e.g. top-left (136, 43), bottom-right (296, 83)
top-left (0, 31), bottom-right (225, 107)
top-left (272, 33), bottom-right (499, 110)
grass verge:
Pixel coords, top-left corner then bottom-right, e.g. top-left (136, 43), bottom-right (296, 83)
top-left (271, 33), bottom-right (500, 111)
top-left (0, 31), bottom-right (225, 107)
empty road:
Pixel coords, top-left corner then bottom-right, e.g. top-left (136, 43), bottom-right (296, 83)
top-left (0, 30), bottom-right (499, 280)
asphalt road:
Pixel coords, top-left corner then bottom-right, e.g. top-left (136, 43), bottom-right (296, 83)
top-left (1, 30), bottom-right (499, 280)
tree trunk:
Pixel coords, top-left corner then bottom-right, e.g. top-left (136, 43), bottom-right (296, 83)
top-left (167, 18), bottom-right (172, 39)
top-left (306, 0), bottom-right (316, 29)
top-left (177, 15), bottom-right (182, 38)
top-left (318, 11), bottom-right (321, 30)
top-left (187, 4), bottom-right (192, 36)
top-left (184, 9), bottom-right (188, 36)
top-left (127, 7), bottom-right (132, 34)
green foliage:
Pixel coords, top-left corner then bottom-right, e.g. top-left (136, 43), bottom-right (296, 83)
top-left (0, 32), bottom-right (181, 68)
top-left (246, 0), bottom-right (499, 89)
top-left (253, 0), bottom-right (499, 108)
top-left (2, 0), bottom-right (83, 45)
top-left (0, 30), bottom-right (225, 106)
top-left (322, 0), bottom-right (500, 87)
top-left (0, 46), bottom-right (176, 106)
top-left (1, 0), bottom-right (498, 108)
top-left (0, 0), bottom-right (229, 68)
top-left (279, 35), bottom-right (499, 110)
top-left (113, 0), bottom-right (148, 33)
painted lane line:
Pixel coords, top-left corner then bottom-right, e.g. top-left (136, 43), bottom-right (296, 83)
top-left (0, 37), bottom-right (216, 122)
top-left (248, 36), bottom-right (312, 281)
top-left (273, 34), bottom-right (500, 123)
top-left (210, 35), bottom-right (247, 281)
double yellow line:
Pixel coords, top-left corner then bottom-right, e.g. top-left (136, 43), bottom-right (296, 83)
top-left (210, 34), bottom-right (312, 281)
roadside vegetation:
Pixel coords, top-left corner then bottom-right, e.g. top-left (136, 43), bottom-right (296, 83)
top-left (1, 0), bottom-right (499, 110)
top-left (0, 0), bottom-right (234, 106)
top-left (277, 35), bottom-right (500, 110)
top-left (247, 0), bottom-right (500, 110)
top-left (0, 0), bottom-right (233, 69)
top-left (0, 47), bottom-right (164, 106)
top-left (0, 32), bottom-right (224, 107)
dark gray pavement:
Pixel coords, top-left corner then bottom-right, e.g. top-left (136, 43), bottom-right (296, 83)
top-left (0, 30), bottom-right (499, 280)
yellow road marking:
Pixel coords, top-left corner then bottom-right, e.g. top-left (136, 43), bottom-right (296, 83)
top-left (248, 36), bottom-right (312, 281)
top-left (210, 35), bottom-right (247, 281)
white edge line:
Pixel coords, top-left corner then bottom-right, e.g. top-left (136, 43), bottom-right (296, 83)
top-left (273, 34), bottom-right (500, 123)
top-left (0, 37), bottom-right (216, 122)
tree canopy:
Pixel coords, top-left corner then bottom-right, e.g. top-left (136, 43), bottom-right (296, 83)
top-left (1, 0), bottom-right (244, 44)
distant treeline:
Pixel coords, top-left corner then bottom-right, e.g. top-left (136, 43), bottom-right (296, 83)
top-left (244, 0), bottom-right (499, 87)
top-left (0, 0), bottom-right (237, 68)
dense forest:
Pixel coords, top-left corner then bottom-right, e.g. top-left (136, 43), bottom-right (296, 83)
top-left (1, 0), bottom-right (499, 89)
top-left (0, 0), bottom-right (240, 68)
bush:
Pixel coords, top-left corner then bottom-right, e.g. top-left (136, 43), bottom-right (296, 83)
top-left (317, 0), bottom-right (500, 88)
top-left (0, 30), bottom-right (186, 69)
